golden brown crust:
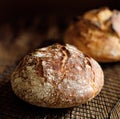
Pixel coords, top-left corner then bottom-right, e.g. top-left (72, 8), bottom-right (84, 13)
top-left (11, 44), bottom-right (104, 108)
top-left (83, 7), bottom-right (113, 31)
top-left (64, 7), bottom-right (120, 62)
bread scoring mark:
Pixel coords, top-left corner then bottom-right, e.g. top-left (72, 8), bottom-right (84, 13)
top-left (33, 44), bottom-right (71, 86)
top-left (66, 44), bottom-right (85, 60)
top-left (84, 7), bottom-right (113, 30)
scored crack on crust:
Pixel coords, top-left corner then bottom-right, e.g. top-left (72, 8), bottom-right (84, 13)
top-left (11, 44), bottom-right (104, 108)
top-left (64, 7), bottom-right (120, 62)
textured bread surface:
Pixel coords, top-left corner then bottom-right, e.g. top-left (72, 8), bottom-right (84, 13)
top-left (64, 7), bottom-right (120, 62)
top-left (11, 44), bottom-right (104, 108)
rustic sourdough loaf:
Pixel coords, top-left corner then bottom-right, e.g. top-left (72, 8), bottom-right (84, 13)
top-left (11, 44), bottom-right (104, 108)
top-left (64, 7), bottom-right (120, 62)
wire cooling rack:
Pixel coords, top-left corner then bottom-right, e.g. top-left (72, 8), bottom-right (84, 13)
top-left (0, 63), bottom-right (120, 119)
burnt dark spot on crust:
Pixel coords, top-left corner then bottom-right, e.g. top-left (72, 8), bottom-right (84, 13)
top-left (35, 58), bottom-right (44, 77)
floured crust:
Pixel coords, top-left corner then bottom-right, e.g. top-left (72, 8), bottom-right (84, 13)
top-left (11, 44), bottom-right (104, 108)
top-left (64, 7), bottom-right (120, 62)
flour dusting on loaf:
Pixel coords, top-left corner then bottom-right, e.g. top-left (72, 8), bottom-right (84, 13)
top-left (11, 44), bottom-right (104, 108)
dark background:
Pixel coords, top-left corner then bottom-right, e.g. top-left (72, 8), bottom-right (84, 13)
top-left (0, 0), bottom-right (119, 22)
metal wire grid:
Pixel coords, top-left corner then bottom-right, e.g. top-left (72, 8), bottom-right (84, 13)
top-left (0, 63), bottom-right (120, 119)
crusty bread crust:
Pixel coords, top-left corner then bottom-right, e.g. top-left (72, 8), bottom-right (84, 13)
top-left (64, 7), bottom-right (120, 62)
top-left (11, 44), bottom-right (104, 108)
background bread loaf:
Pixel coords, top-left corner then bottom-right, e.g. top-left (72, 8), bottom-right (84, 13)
top-left (64, 7), bottom-right (120, 62)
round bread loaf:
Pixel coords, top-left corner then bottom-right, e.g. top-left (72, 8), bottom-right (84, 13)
top-left (11, 44), bottom-right (104, 108)
top-left (64, 7), bottom-right (120, 62)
